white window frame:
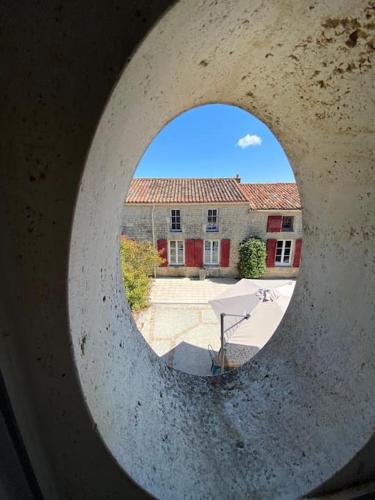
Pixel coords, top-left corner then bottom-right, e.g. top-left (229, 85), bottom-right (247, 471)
top-left (275, 239), bottom-right (293, 267)
top-left (170, 209), bottom-right (182, 232)
top-left (168, 240), bottom-right (185, 265)
top-left (206, 208), bottom-right (219, 232)
top-left (204, 239), bottom-right (220, 266)
top-left (281, 216), bottom-right (294, 232)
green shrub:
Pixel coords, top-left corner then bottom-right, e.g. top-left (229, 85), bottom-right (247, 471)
top-left (120, 237), bottom-right (164, 311)
top-left (238, 237), bottom-right (266, 278)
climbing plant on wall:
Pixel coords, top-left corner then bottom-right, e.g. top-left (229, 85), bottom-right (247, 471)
top-left (238, 237), bottom-right (266, 279)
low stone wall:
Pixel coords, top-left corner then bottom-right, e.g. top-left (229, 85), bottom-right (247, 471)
top-left (157, 266), bottom-right (299, 279)
top-left (156, 266), bottom-right (236, 278)
top-left (263, 267), bottom-right (299, 279)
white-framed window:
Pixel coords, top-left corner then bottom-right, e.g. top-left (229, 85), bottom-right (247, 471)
top-left (169, 240), bottom-right (184, 265)
top-left (206, 209), bottom-right (218, 232)
top-left (275, 240), bottom-right (293, 266)
top-left (204, 240), bottom-right (219, 265)
top-left (281, 216), bottom-right (294, 232)
top-left (170, 209), bottom-right (181, 231)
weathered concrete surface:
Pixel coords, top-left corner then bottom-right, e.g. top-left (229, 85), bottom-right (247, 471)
top-left (0, 1), bottom-right (173, 499)
top-left (1, 0), bottom-right (375, 499)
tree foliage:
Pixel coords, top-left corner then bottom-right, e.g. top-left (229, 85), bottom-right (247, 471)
top-left (120, 236), bottom-right (163, 311)
top-left (238, 237), bottom-right (266, 278)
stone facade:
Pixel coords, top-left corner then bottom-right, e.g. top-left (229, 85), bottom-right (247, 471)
top-left (122, 202), bottom-right (302, 278)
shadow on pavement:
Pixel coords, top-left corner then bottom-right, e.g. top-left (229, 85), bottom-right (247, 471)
top-left (161, 341), bottom-right (260, 377)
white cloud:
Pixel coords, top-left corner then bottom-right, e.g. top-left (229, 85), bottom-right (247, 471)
top-left (236, 134), bottom-right (262, 148)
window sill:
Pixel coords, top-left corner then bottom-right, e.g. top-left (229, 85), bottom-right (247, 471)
top-left (170, 229), bottom-right (182, 233)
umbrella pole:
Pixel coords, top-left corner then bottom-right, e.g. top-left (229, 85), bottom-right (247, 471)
top-left (220, 313), bottom-right (225, 374)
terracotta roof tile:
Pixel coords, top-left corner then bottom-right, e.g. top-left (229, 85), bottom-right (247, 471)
top-left (125, 178), bottom-right (301, 209)
top-left (239, 183), bottom-right (301, 210)
top-left (126, 178), bottom-right (248, 204)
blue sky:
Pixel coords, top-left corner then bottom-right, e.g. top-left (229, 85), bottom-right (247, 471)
top-left (135, 104), bottom-right (294, 183)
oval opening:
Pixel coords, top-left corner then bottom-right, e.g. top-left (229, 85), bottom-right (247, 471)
top-left (120, 103), bottom-right (302, 376)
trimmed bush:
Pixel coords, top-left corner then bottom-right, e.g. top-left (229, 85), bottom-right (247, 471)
top-left (120, 236), bottom-right (164, 311)
top-left (238, 237), bottom-right (266, 278)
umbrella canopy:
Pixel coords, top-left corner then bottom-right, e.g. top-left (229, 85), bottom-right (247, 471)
top-left (209, 279), bottom-right (295, 348)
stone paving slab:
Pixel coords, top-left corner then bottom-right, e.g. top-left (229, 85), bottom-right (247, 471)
top-left (149, 277), bottom-right (238, 304)
top-left (134, 303), bottom-right (220, 376)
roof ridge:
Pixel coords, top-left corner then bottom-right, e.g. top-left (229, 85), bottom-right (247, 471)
top-left (132, 177), bottom-right (239, 181)
top-left (240, 182), bottom-right (297, 185)
top-left (132, 178), bottom-right (297, 184)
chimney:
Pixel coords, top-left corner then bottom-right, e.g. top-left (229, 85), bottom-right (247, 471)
top-left (235, 173), bottom-right (241, 183)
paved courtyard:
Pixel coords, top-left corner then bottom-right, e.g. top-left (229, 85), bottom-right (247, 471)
top-left (149, 277), bottom-right (238, 304)
top-left (135, 303), bottom-right (221, 376)
top-left (134, 277), bottom-right (291, 376)
top-left (134, 277), bottom-right (238, 376)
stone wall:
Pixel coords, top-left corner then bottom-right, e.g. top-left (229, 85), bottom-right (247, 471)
top-left (246, 210), bottom-right (303, 278)
top-left (122, 202), bottom-right (303, 278)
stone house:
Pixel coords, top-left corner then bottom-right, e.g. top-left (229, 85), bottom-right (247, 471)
top-left (122, 177), bottom-right (302, 278)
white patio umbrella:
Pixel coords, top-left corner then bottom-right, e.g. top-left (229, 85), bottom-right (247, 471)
top-left (208, 279), bottom-right (295, 372)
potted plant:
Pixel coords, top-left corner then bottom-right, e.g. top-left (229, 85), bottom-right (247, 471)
top-left (199, 267), bottom-right (207, 280)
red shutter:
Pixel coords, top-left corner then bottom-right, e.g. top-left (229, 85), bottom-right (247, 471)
top-left (157, 239), bottom-right (168, 267)
top-left (266, 239), bottom-right (277, 267)
top-left (194, 239), bottom-right (204, 267)
top-left (220, 239), bottom-right (230, 267)
top-left (267, 215), bottom-right (282, 232)
top-left (293, 239), bottom-right (302, 267)
top-left (185, 239), bottom-right (195, 267)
